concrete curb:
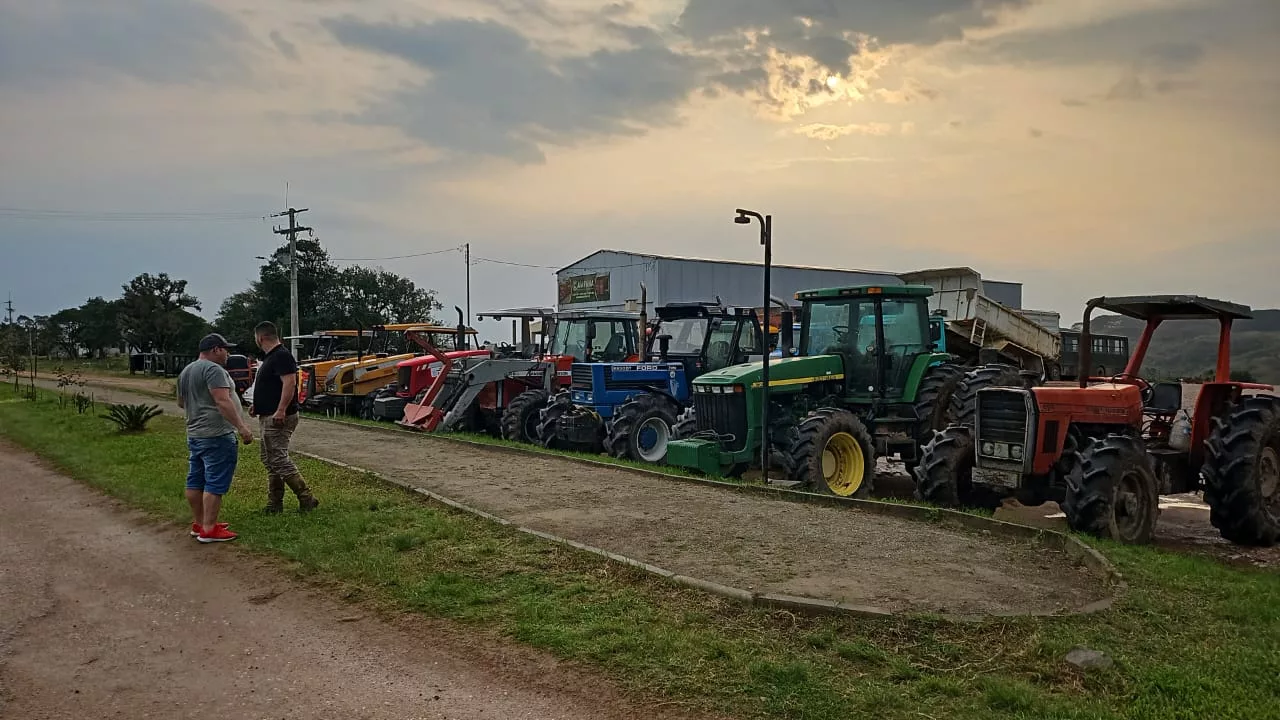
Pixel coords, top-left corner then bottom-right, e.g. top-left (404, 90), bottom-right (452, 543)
top-left (294, 437), bottom-right (1123, 621)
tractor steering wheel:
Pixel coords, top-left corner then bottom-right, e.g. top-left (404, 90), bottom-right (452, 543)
top-left (1111, 372), bottom-right (1154, 405)
top-left (831, 325), bottom-right (850, 342)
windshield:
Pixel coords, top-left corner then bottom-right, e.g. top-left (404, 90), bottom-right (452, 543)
top-left (802, 298), bottom-right (877, 356)
top-left (652, 318), bottom-right (708, 356)
top-left (551, 319), bottom-right (635, 362)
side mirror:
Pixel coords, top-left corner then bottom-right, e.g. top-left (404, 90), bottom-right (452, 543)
top-left (780, 311), bottom-right (795, 357)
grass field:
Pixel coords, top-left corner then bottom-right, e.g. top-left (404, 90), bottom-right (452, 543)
top-left (1, 383), bottom-right (1277, 720)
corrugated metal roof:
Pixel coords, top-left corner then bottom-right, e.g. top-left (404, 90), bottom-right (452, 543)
top-left (557, 249), bottom-right (899, 276)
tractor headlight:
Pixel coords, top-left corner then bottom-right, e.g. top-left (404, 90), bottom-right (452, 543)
top-left (982, 442), bottom-right (995, 456)
top-left (1010, 445), bottom-right (1024, 460)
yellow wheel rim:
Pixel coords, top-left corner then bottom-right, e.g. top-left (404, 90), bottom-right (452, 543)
top-left (821, 432), bottom-right (865, 496)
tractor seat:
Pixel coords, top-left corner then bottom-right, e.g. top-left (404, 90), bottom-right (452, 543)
top-left (1145, 382), bottom-right (1183, 416)
top-left (600, 334), bottom-right (625, 362)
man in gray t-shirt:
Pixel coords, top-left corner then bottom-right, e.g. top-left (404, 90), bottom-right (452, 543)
top-left (177, 334), bottom-right (255, 543)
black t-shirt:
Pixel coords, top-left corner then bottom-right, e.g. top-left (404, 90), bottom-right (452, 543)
top-left (253, 344), bottom-right (300, 416)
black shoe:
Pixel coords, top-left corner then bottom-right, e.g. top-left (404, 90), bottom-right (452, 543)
top-left (298, 496), bottom-right (320, 513)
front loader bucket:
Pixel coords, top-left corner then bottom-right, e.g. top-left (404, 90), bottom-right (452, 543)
top-left (398, 401), bottom-right (444, 431)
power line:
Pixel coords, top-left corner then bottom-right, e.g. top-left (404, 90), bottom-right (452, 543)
top-left (331, 246), bottom-right (462, 262)
top-left (0, 206), bottom-right (267, 222)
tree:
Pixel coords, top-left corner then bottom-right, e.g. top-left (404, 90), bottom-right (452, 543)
top-left (332, 266), bottom-right (442, 328)
top-left (77, 297), bottom-right (123, 359)
top-left (117, 273), bottom-right (202, 353)
top-left (1230, 369), bottom-right (1259, 383)
top-left (214, 242), bottom-right (441, 343)
top-left (47, 307), bottom-right (84, 359)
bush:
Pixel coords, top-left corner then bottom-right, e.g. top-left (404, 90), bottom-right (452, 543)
top-left (103, 403), bottom-right (163, 433)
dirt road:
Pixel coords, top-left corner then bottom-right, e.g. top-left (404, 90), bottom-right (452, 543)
top-left (0, 446), bottom-right (709, 720)
top-left (25, 377), bottom-right (1109, 616)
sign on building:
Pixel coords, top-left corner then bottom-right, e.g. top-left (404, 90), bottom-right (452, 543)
top-left (558, 273), bottom-right (610, 304)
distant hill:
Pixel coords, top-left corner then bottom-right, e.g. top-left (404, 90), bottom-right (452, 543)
top-left (1075, 309), bottom-right (1280, 384)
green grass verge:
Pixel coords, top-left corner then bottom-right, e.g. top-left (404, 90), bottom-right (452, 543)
top-left (2, 384), bottom-right (1278, 720)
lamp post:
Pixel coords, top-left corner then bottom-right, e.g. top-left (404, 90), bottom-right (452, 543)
top-left (735, 208), bottom-right (772, 480)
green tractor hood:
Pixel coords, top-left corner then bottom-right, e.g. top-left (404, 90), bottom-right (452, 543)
top-left (693, 355), bottom-right (845, 390)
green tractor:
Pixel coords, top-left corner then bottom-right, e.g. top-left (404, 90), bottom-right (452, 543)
top-left (666, 284), bottom-right (1019, 497)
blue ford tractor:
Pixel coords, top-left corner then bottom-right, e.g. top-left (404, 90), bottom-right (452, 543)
top-left (536, 302), bottom-right (789, 463)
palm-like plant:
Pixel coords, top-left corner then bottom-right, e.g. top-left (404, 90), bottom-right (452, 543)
top-left (103, 403), bottom-right (163, 432)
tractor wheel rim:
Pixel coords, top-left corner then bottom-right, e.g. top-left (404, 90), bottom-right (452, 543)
top-left (635, 418), bottom-right (670, 463)
top-left (1114, 469), bottom-right (1153, 542)
top-left (821, 432), bottom-right (865, 496)
top-left (1260, 446), bottom-right (1279, 511)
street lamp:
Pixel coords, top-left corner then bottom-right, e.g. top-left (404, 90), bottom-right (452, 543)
top-left (735, 208), bottom-right (773, 481)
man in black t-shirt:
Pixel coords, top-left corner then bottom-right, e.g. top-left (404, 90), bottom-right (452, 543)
top-left (251, 321), bottom-right (319, 514)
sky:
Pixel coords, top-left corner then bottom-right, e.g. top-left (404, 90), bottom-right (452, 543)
top-left (1, 0), bottom-right (1277, 326)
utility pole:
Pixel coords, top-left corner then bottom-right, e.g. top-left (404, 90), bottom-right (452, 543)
top-left (270, 207), bottom-right (311, 357)
top-left (4, 294), bottom-right (13, 325)
top-left (464, 243), bottom-right (471, 327)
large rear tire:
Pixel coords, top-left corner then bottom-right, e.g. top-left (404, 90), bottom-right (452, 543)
top-left (789, 409), bottom-right (875, 498)
top-left (914, 362), bottom-right (966, 439)
top-left (501, 389), bottom-right (549, 444)
top-left (1062, 435), bottom-right (1159, 544)
top-left (604, 393), bottom-right (681, 463)
top-left (1202, 395), bottom-right (1280, 546)
top-left (949, 364), bottom-right (1028, 428)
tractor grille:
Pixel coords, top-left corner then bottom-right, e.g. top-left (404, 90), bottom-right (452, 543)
top-left (977, 389), bottom-right (1030, 446)
top-left (571, 366), bottom-right (593, 390)
top-left (693, 393), bottom-right (748, 452)
top-left (397, 365), bottom-right (412, 393)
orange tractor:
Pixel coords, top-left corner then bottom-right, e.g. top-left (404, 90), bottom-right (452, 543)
top-left (915, 295), bottom-right (1279, 546)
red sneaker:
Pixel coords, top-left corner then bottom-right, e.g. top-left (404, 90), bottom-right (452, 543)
top-left (190, 522), bottom-right (229, 537)
top-left (197, 525), bottom-right (238, 543)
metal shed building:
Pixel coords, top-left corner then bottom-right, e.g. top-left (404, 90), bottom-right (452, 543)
top-left (556, 250), bottom-right (1023, 312)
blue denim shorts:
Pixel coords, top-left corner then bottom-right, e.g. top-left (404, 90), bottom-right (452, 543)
top-left (186, 434), bottom-right (239, 496)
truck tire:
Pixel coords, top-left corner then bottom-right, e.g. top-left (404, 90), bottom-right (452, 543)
top-left (789, 409), bottom-right (875, 498)
top-left (604, 393), bottom-right (681, 463)
top-left (912, 425), bottom-right (1002, 509)
top-left (1202, 395), bottom-right (1280, 546)
top-left (914, 362), bottom-right (966, 439)
top-left (1062, 434), bottom-right (1159, 544)
top-left (949, 364), bottom-right (1027, 429)
top-left (535, 392), bottom-right (574, 449)
top-left (501, 389), bottom-right (549, 444)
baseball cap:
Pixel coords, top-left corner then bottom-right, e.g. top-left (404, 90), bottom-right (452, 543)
top-left (198, 333), bottom-right (236, 352)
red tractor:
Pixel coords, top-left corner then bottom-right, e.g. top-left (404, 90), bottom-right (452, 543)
top-left (393, 307), bottom-right (643, 436)
top-left (915, 295), bottom-right (1279, 546)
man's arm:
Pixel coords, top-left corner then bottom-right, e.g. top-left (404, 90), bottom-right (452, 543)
top-left (176, 385), bottom-right (184, 410)
top-left (211, 386), bottom-right (253, 442)
top-left (275, 374), bottom-right (297, 417)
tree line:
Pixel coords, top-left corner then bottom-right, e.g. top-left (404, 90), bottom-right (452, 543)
top-left (0, 238), bottom-right (442, 361)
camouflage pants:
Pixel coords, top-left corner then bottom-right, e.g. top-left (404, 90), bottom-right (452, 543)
top-left (259, 413), bottom-right (301, 478)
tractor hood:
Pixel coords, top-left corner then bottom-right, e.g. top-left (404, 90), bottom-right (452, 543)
top-left (692, 355), bottom-right (844, 388)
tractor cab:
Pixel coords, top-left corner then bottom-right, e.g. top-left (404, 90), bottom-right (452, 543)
top-left (477, 306), bottom-right (556, 358)
top-left (648, 302), bottom-right (769, 381)
top-left (797, 285), bottom-right (935, 400)
top-left (923, 293), bottom-right (1280, 547)
top-left (548, 310), bottom-right (641, 364)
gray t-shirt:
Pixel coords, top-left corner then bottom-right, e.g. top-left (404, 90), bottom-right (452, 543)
top-left (178, 359), bottom-right (236, 438)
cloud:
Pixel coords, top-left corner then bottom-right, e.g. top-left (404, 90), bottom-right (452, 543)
top-left (269, 30), bottom-right (300, 61)
top-left (795, 122), bottom-right (895, 140)
top-left (0, 0), bottom-right (248, 87)
top-left (322, 15), bottom-right (711, 164)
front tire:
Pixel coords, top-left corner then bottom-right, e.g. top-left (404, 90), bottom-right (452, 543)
top-left (535, 392), bottom-right (573, 449)
top-left (1063, 434), bottom-right (1159, 544)
top-left (501, 389), bottom-right (549, 444)
top-left (789, 409), bottom-right (875, 498)
top-left (604, 393), bottom-right (681, 463)
top-left (1202, 395), bottom-right (1280, 546)
top-left (913, 425), bottom-right (1003, 509)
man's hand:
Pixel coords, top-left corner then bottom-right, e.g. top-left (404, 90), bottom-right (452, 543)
top-left (238, 426), bottom-right (254, 445)
top-left (271, 409), bottom-right (287, 427)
